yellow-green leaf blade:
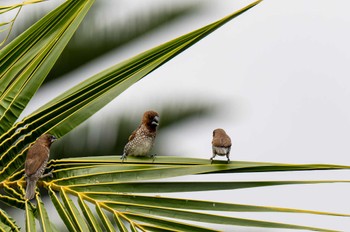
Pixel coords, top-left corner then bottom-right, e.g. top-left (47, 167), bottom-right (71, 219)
top-left (113, 212), bottom-right (128, 232)
top-left (0, 208), bottom-right (20, 232)
top-left (48, 187), bottom-right (77, 232)
top-left (123, 212), bottom-right (218, 232)
top-left (60, 189), bottom-right (89, 231)
top-left (86, 192), bottom-right (350, 218)
top-left (70, 180), bottom-right (349, 193)
top-left (107, 202), bottom-right (333, 231)
top-left (25, 201), bottom-right (36, 232)
top-left (0, 193), bottom-right (25, 210)
top-left (52, 165), bottom-right (238, 186)
top-left (77, 195), bottom-right (103, 232)
top-left (95, 204), bottom-right (115, 232)
top-left (36, 195), bottom-right (57, 232)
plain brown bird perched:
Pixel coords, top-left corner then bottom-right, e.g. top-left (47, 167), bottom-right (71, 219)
top-left (25, 134), bottom-right (57, 200)
top-left (121, 111), bottom-right (159, 162)
top-left (210, 128), bottom-right (232, 164)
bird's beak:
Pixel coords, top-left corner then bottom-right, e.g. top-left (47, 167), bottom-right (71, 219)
top-left (51, 136), bottom-right (57, 143)
top-left (152, 116), bottom-right (159, 126)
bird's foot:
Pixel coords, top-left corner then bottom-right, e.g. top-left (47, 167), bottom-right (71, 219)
top-left (42, 170), bottom-right (53, 179)
top-left (210, 158), bottom-right (214, 164)
top-left (120, 153), bottom-right (127, 163)
top-left (150, 154), bottom-right (157, 163)
top-left (227, 158), bottom-right (230, 164)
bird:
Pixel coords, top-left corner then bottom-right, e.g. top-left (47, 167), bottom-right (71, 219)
top-left (24, 134), bottom-right (57, 200)
top-left (210, 128), bottom-right (232, 164)
top-left (121, 110), bottom-right (159, 162)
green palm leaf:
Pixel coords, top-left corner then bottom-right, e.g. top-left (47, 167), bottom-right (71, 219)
top-left (95, 204), bottom-right (115, 232)
top-left (122, 212), bottom-right (217, 232)
top-left (0, 208), bottom-right (19, 232)
top-left (114, 211), bottom-right (128, 232)
top-left (38, 156), bottom-right (347, 231)
top-left (48, 187), bottom-right (76, 232)
top-left (0, 0), bottom-right (94, 135)
top-left (77, 194), bottom-right (103, 232)
top-left (25, 201), bottom-right (35, 232)
top-left (60, 189), bottom-right (90, 231)
top-left (36, 195), bottom-right (58, 232)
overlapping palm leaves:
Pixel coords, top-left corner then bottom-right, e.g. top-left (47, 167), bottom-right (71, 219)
top-left (0, 0), bottom-right (349, 231)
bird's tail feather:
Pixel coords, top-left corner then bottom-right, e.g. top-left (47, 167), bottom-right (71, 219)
top-left (25, 178), bottom-right (37, 200)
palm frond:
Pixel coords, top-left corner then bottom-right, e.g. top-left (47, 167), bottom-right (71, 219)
top-left (32, 156), bottom-right (347, 231)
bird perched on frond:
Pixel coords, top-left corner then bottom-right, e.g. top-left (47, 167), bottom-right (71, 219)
top-left (121, 110), bottom-right (159, 162)
top-left (210, 128), bottom-right (232, 164)
top-left (25, 134), bottom-right (57, 200)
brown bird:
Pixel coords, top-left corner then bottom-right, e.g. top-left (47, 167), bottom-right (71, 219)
top-left (211, 128), bottom-right (232, 164)
top-left (121, 111), bottom-right (159, 162)
top-left (24, 134), bottom-right (57, 200)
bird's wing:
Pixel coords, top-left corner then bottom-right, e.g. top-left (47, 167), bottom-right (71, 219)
top-left (128, 125), bottom-right (140, 142)
top-left (25, 145), bottom-right (49, 176)
top-left (222, 137), bottom-right (232, 147)
top-left (215, 136), bottom-right (231, 148)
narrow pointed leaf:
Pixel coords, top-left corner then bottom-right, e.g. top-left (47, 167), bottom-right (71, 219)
top-left (124, 212), bottom-right (218, 232)
top-left (78, 195), bottom-right (103, 232)
top-left (129, 222), bottom-right (138, 232)
top-left (48, 187), bottom-right (77, 232)
top-left (60, 189), bottom-right (89, 231)
top-left (95, 204), bottom-right (115, 232)
top-left (0, 193), bottom-right (25, 210)
top-left (0, 208), bottom-right (20, 232)
top-left (25, 201), bottom-right (36, 232)
top-left (107, 202), bottom-right (333, 231)
top-left (52, 165), bottom-right (241, 186)
top-left (36, 195), bottom-right (56, 232)
top-left (52, 164), bottom-right (170, 179)
top-left (138, 224), bottom-right (183, 232)
top-left (0, 221), bottom-right (12, 232)
top-left (70, 180), bottom-right (349, 193)
top-left (50, 156), bottom-right (350, 171)
top-left (86, 192), bottom-right (350, 217)
top-left (52, 156), bottom-right (206, 165)
top-left (113, 212), bottom-right (128, 232)
top-left (2, 182), bottom-right (24, 201)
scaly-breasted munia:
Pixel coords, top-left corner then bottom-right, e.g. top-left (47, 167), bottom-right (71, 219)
top-left (121, 111), bottom-right (159, 162)
top-left (210, 128), bottom-right (232, 164)
top-left (24, 134), bottom-right (57, 200)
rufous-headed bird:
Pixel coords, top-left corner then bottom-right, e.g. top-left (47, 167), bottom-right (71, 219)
top-left (121, 111), bottom-right (159, 162)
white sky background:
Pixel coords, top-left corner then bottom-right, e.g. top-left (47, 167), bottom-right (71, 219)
top-left (6, 0), bottom-right (350, 231)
